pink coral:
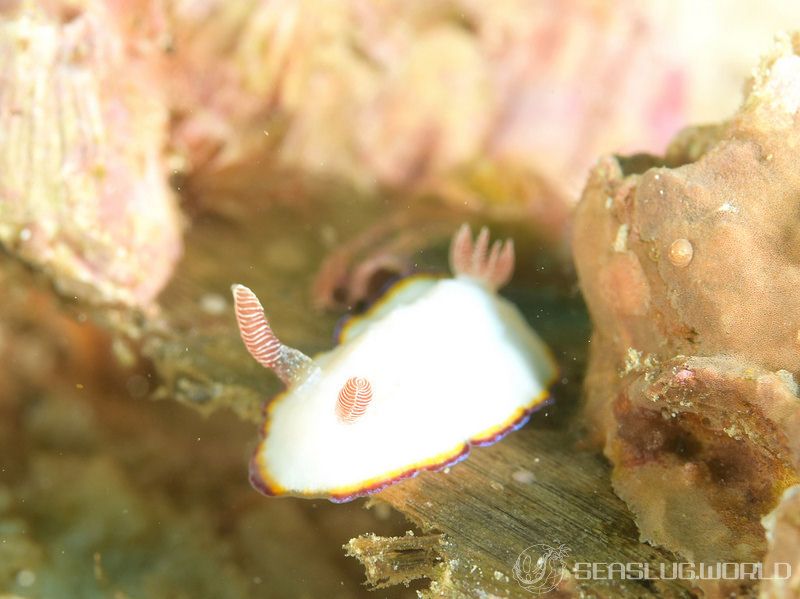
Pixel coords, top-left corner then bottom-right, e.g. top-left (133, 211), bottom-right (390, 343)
top-left (144, 0), bottom-right (689, 199)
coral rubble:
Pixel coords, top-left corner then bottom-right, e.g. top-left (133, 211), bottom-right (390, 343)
top-left (573, 33), bottom-right (800, 567)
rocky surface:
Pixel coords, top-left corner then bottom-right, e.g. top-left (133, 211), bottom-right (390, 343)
top-left (0, 1), bottom-right (182, 306)
top-left (573, 32), bottom-right (800, 576)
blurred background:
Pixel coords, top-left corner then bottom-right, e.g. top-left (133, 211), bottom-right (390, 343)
top-left (1, 1), bottom-right (799, 597)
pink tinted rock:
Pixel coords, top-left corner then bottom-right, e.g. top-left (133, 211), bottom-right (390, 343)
top-left (0, 1), bottom-right (182, 306)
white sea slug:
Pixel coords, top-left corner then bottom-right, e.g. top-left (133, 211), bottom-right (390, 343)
top-left (232, 225), bottom-right (557, 501)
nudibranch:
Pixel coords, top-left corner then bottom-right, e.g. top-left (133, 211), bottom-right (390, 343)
top-left (233, 225), bottom-right (557, 501)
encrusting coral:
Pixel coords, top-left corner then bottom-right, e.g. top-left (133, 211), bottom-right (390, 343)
top-left (573, 32), bottom-right (800, 569)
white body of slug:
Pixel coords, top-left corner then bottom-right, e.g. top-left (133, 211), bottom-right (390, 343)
top-left (235, 225), bottom-right (558, 501)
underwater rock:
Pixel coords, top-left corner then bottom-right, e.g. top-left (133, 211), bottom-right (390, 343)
top-left (0, 1), bottom-right (182, 306)
top-left (762, 485), bottom-right (800, 598)
top-left (573, 33), bottom-right (800, 565)
top-left (609, 356), bottom-right (799, 563)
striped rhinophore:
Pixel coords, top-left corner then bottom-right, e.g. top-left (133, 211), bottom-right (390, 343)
top-left (232, 284), bottom-right (282, 369)
top-left (232, 284), bottom-right (316, 386)
top-left (336, 377), bottom-right (373, 423)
